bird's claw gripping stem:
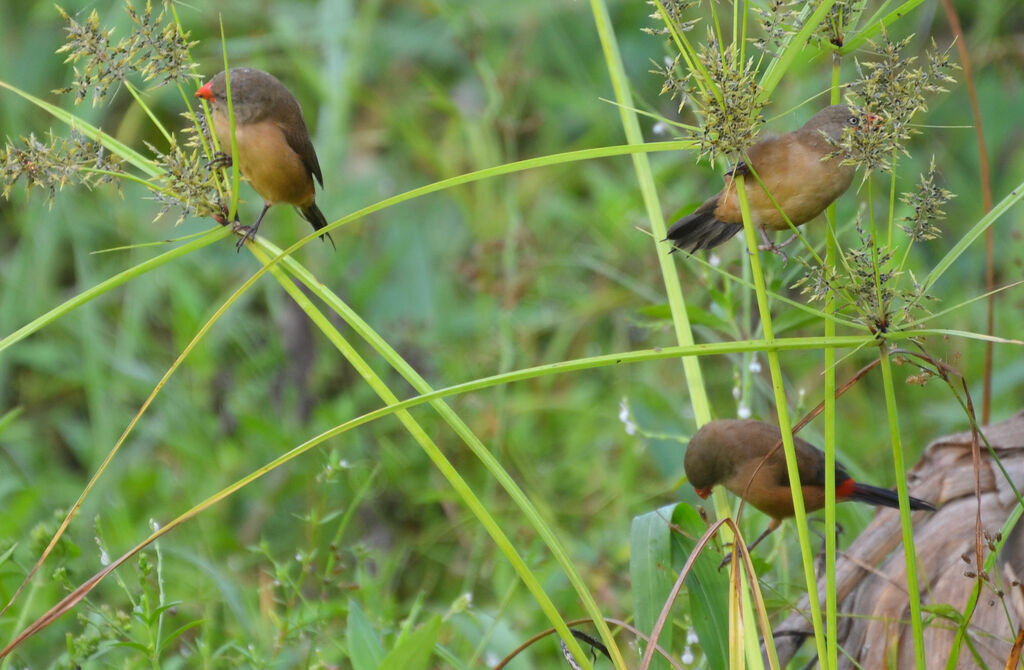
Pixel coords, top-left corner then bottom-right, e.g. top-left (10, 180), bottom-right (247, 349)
top-left (757, 229), bottom-right (798, 266)
top-left (206, 151), bottom-right (233, 170)
top-left (232, 222), bottom-right (258, 250)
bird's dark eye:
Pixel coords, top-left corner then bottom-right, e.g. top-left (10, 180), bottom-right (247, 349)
top-left (847, 116), bottom-right (860, 126)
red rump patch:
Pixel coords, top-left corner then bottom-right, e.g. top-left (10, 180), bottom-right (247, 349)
top-left (695, 487), bottom-right (712, 499)
top-left (836, 478), bottom-right (857, 498)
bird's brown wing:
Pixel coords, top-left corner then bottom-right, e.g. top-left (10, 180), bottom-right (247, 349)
top-left (785, 435), bottom-right (853, 488)
top-left (277, 107), bottom-right (324, 188)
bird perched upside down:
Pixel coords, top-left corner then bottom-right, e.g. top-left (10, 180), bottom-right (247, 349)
top-left (666, 105), bottom-right (877, 255)
top-left (684, 419), bottom-right (936, 554)
top-left (196, 68), bottom-right (333, 249)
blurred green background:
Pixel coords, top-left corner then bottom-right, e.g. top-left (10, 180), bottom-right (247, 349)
top-left (1, 0), bottom-right (1023, 666)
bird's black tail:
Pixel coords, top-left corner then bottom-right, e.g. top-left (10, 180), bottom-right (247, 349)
top-left (665, 199), bottom-right (743, 253)
top-left (849, 482), bottom-right (936, 511)
top-left (300, 202), bottom-right (336, 249)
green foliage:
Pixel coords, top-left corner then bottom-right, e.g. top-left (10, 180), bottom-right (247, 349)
top-left (0, 0), bottom-right (1022, 668)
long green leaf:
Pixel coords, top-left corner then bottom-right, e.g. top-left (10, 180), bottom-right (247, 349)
top-left (348, 599), bottom-right (385, 670)
top-left (259, 243), bottom-right (602, 668)
top-left (670, 505), bottom-right (729, 670)
top-left (630, 505), bottom-right (676, 670)
top-left (921, 179), bottom-right (1024, 297)
top-left (378, 616), bottom-right (441, 670)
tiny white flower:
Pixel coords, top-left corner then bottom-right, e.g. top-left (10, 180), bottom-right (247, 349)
top-left (619, 398), bottom-right (637, 436)
top-left (738, 403), bottom-right (751, 419)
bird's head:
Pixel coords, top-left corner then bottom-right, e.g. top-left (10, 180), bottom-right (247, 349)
top-left (807, 104), bottom-right (882, 142)
top-left (684, 423), bottom-right (733, 498)
top-left (195, 68), bottom-right (285, 123)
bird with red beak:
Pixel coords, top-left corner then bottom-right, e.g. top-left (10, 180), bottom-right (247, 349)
top-left (195, 68), bottom-right (332, 249)
top-left (684, 419), bottom-right (936, 554)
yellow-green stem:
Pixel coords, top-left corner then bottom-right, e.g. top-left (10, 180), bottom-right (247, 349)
top-left (123, 80), bottom-right (173, 145)
top-left (866, 179), bottom-right (887, 327)
top-left (734, 175), bottom-right (828, 663)
top-left (588, 0), bottom-right (711, 428)
top-left (823, 59), bottom-right (842, 670)
top-left (652, 0), bottom-right (711, 99)
top-left (878, 346), bottom-right (927, 668)
top-left (218, 20), bottom-right (240, 222)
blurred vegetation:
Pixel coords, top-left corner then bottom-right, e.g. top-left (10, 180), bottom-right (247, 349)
top-left (0, 0), bottom-right (1023, 667)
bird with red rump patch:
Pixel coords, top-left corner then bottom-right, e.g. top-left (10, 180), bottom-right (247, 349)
top-left (684, 419), bottom-right (936, 554)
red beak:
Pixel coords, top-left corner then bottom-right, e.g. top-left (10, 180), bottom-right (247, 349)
top-left (195, 81), bottom-right (214, 101)
top-left (863, 113), bottom-right (882, 130)
top-left (694, 487), bottom-right (712, 500)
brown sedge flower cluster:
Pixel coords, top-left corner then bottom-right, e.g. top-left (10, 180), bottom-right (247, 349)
top-left (55, 1), bottom-right (197, 106)
top-left (1, 130), bottom-right (125, 205)
top-left (2, 2), bottom-right (227, 225)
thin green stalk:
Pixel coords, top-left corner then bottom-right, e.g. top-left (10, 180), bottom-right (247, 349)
top-left (758, 0), bottom-right (838, 102)
top-left (218, 20), bottom-right (240, 222)
top-left (652, 0), bottom-right (711, 99)
top-left (588, 0), bottom-right (710, 427)
top-left (823, 58), bottom-right (842, 670)
top-left (709, 0), bottom-right (725, 58)
top-left (918, 174), bottom-right (1024, 300)
top-left (903, 328), bottom-right (1024, 345)
top-left (295, 335), bottom-right (875, 426)
top-left (838, 0), bottom-right (930, 55)
top-left (0, 228), bottom-right (228, 353)
top-left (877, 346), bottom-right (927, 668)
top-left (123, 80), bottom-right (173, 145)
top-left (857, 0), bottom-right (897, 33)
top-left (907, 280), bottom-right (1024, 329)
top-left (739, 244), bottom-right (754, 415)
top-left (866, 180), bottom-right (887, 327)
top-left (734, 175), bottom-right (828, 664)
top-left (823, 225), bottom-right (838, 670)
top-left (167, 0), bottom-right (231, 208)
top-left (887, 160), bottom-right (897, 249)
top-left (735, 0), bottom-right (743, 63)
top-left (590, 3), bottom-right (732, 660)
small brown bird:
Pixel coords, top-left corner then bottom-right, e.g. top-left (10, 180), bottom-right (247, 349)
top-left (667, 105), bottom-right (875, 254)
top-left (684, 419), bottom-right (935, 553)
top-left (196, 68), bottom-right (332, 248)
